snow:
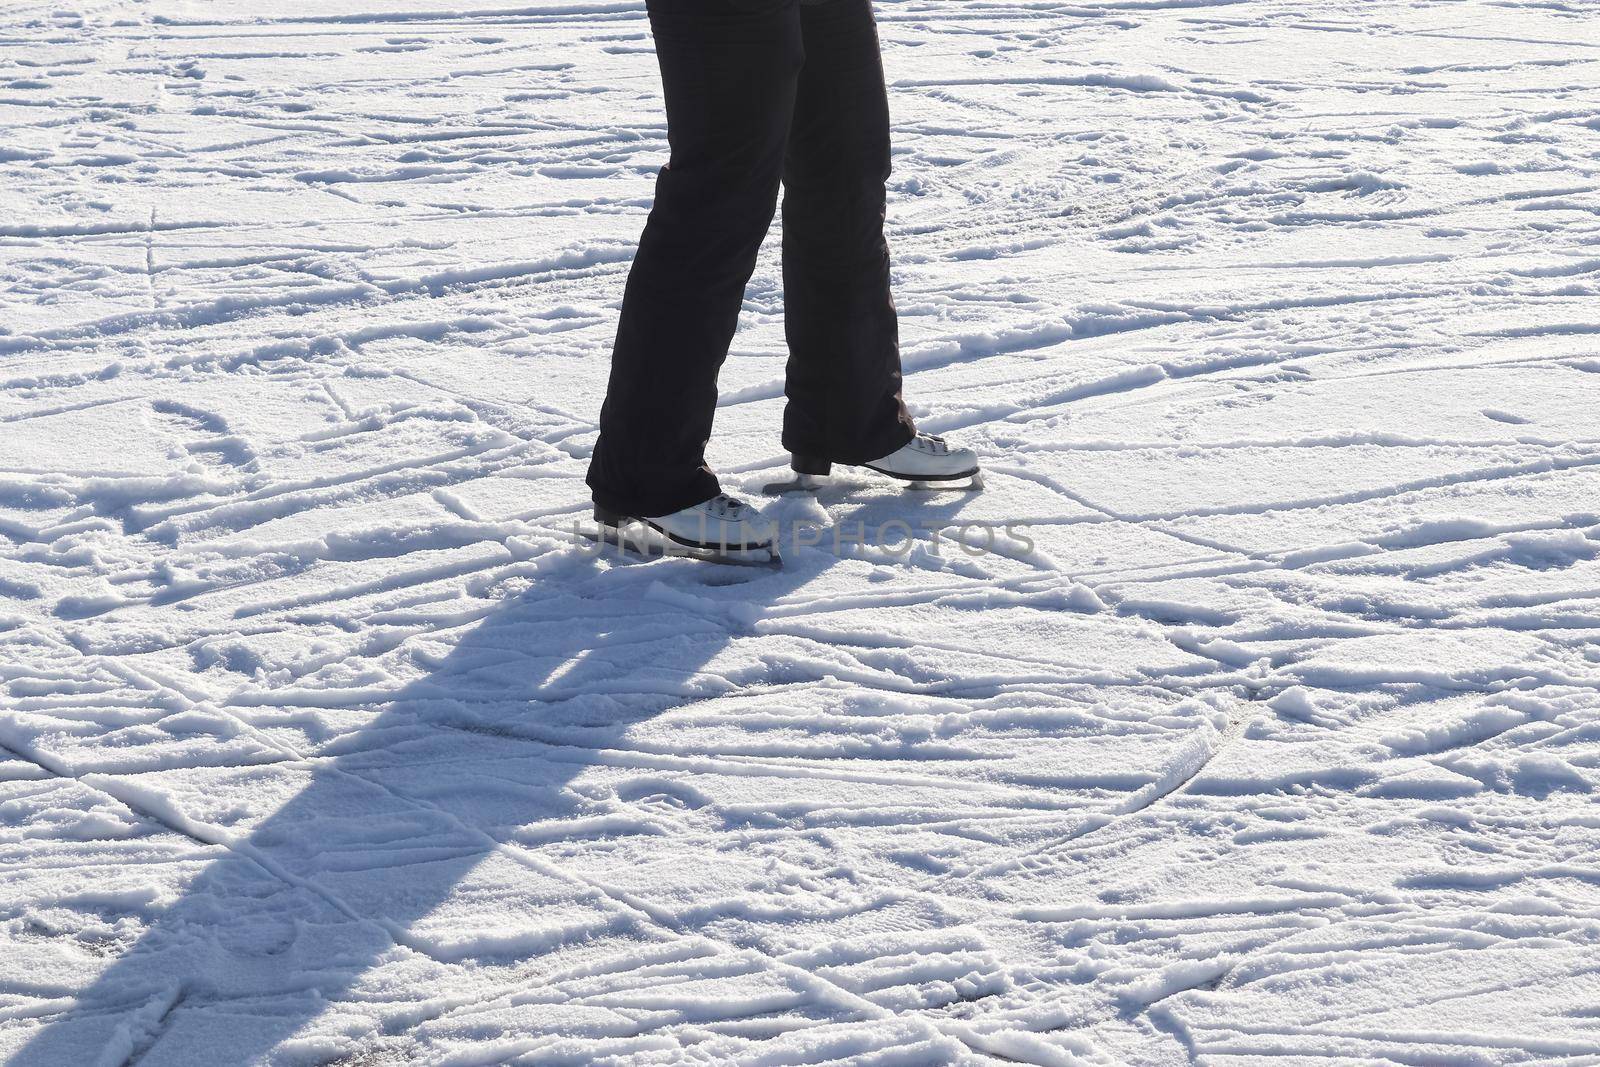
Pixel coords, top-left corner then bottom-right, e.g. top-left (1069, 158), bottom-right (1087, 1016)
top-left (1, 0), bottom-right (1598, 1063)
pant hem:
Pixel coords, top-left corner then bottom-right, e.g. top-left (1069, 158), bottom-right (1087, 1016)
top-left (782, 419), bottom-right (915, 467)
top-left (589, 481), bottom-right (722, 521)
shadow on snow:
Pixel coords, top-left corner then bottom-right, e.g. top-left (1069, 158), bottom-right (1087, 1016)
top-left (13, 523), bottom-right (857, 1064)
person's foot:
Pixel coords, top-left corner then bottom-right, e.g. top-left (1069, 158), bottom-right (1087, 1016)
top-left (595, 492), bottom-right (779, 558)
top-left (777, 433), bottom-right (982, 493)
top-left (862, 433), bottom-right (980, 483)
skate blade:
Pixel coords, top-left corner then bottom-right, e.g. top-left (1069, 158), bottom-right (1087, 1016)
top-left (761, 473), bottom-right (825, 496)
top-left (906, 471), bottom-right (985, 492)
top-left (674, 542), bottom-right (782, 567)
top-left (763, 467), bottom-right (983, 496)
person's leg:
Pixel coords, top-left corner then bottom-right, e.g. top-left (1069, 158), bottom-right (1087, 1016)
top-left (780, 0), bottom-right (915, 466)
top-left (588, 0), bottom-right (803, 518)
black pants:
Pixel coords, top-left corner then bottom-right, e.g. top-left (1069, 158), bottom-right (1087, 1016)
top-left (587, 0), bottom-right (915, 517)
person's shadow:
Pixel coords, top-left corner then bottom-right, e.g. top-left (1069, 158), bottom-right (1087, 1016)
top-left (10, 485), bottom-right (990, 1063)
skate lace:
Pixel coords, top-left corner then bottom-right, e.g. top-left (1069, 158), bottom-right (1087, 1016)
top-left (707, 493), bottom-right (745, 519)
top-left (915, 433), bottom-right (950, 455)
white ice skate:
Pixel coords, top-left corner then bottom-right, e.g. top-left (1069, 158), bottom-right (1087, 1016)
top-left (767, 433), bottom-right (983, 494)
top-left (592, 492), bottom-right (781, 565)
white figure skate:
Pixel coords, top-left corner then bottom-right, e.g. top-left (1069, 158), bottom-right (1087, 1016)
top-left (592, 492), bottom-right (782, 565)
top-left (766, 432), bottom-right (983, 494)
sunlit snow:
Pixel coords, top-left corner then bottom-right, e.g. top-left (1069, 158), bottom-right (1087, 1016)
top-left (2, 0), bottom-right (1598, 1063)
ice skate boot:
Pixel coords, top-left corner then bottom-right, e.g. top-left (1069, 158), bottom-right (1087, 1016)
top-left (770, 433), bottom-right (983, 493)
top-left (592, 492), bottom-right (781, 565)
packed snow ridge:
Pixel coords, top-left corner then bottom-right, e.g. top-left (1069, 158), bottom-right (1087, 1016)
top-left (2, 0), bottom-right (1599, 1064)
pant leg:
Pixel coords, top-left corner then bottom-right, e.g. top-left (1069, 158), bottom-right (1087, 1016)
top-left (587, 0), bottom-right (804, 517)
top-left (780, 0), bottom-right (915, 465)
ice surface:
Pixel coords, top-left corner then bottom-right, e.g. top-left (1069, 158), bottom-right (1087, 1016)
top-left (2, 0), bottom-right (1598, 1063)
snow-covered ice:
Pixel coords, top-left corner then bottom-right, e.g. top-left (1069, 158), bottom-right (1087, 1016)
top-left (2, 0), bottom-right (1599, 1063)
